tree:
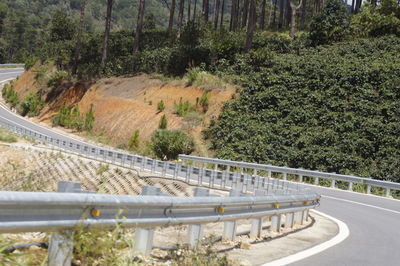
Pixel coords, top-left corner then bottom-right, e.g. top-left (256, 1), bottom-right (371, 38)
top-left (203, 0), bottom-right (209, 21)
top-left (101, 0), bottom-right (113, 70)
top-left (84, 104), bottom-right (95, 131)
top-left (133, 0), bottom-right (146, 53)
top-left (260, 0), bottom-right (267, 30)
top-left (159, 114), bottom-right (168, 129)
top-left (151, 129), bottom-right (194, 160)
top-left (289, 0), bottom-right (303, 38)
top-left (178, 0), bottom-right (185, 34)
top-left (213, 0), bottom-right (221, 29)
top-left (309, 0), bottom-right (349, 46)
top-left (168, 0), bottom-right (176, 35)
top-left (128, 130), bottom-right (140, 150)
top-left (220, 0), bottom-right (225, 28)
top-left (244, 0), bottom-right (256, 52)
top-left (72, 0), bottom-right (87, 75)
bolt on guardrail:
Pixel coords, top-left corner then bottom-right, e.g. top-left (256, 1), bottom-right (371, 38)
top-left (0, 181), bottom-right (320, 264)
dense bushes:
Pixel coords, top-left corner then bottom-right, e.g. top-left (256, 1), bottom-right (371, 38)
top-left (207, 36), bottom-right (400, 182)
top-left (309, 0), bottom-right (350, 46)
top-left (52, 104), bottom-right (94, 132)
top-left (151, 129), bottom-right (194, 160)
top-left (352, 0), bottom-right (400, 37)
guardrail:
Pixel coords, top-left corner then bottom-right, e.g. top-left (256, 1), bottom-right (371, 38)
top-left (1, 181), bottom-right (320, 265)
top-left (0, 118), bottom-right (306, 195)
top-left (178, 154), bottom-right (400, 197)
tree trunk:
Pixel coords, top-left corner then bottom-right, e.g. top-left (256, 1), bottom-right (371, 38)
top-left (213, 0), bottom-right (220, 29)
top-left (133, 0), bottom-right (146, 53)
top-left (168, 0), bottom-right (176, 35)
top-left (242, 0), bottom-right (249, 28)
top-left (286, 0), bottom-right (291, 28)
top-left (272, 0), bottom-right (278, 28)
top-left (300, 0), bottom-right (306, 30)
top-left (289, 0), bottom-right (303, 38)
top-left (188, 0), bottom-right (191, 22)
top-left (220, 0), bottom-right (225, 28)
top-left (278, 0), bottom-right (285, 28)
top-left (244, 0), bottom-right (256, 52)
top-left (178, 0), bottom-right (185, 34)
top-left (72, 0), bottom-right (87, 75)
top-left (351, 0), bottom-right (355, 13)
top-left (203, 0), bottom-right (209, 21)
top-left (101, 0), bottom-right (113, 70)
top-left (260, 0), bottom-right (267, 30)
top-left (193, 0), bottom-right (197, 21)
top-left (355, 0), bottom-right (362, 13)
top-left (230, 0), bottom-right (239, 31)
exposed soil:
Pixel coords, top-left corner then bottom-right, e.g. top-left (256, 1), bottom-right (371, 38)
top-left (12, 71), bottom-right (235, 157)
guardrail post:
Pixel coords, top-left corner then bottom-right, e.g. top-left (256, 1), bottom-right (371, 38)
top-left (385, 188), bottom-right (391, 197)
top-left (348, 182), bottom-right (353, 191)
top-left (48, 181), bottom-right (81, 266)
top-left (283, 172), bottom-right (287, 181)
top-left (270, 214), bottom-right (282, 232)
top-left (293, 211), bottom-right (302, 225)
top-left (298, 175), bottom-right (303, 182)
top-left (285, 213), bottom-right (294, 229)
top-left (367, 185), bottom-right (371, 194)
top-left (331, 179), bottom-right (336, 188)
top-left (314, 177), bottom-right (319, 185)
top-left (188, 188), bottom-right (209, 248)
top-left (250, 190), bottom-right (264, 238)
top-left (133, 186), bottom-right (160, 256)
top-left (223, 190), bottom-right (241, 241)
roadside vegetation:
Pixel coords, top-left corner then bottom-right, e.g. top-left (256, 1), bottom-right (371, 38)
top-left (2, 0), bottom-right (400, 179)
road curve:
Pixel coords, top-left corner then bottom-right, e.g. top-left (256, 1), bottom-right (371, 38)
top-left (1, 70), bottom-right (400, 265)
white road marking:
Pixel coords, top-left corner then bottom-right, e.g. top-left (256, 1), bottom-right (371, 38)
top-left (262, 210), bottom-right (349, 266)
top-left (322, 195), bottom-right (400, 215)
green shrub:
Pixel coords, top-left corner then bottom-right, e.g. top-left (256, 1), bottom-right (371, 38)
top-left (128, 130), bottom-right (140, 150)
top-left (351, 0), bottom-right (400, 37)
top-left (2, 84), bottom-right (19, 108)
top-left (24, 56), bottom-right (37, 70)
top-left (199, 91), bottom-right (210, 113)
top-left (174, 99), bottom-right (196, 117)
top-left (0, 128), bottom-right (17, 143)
top-left (309, 0), bottom-right (350, 46)
top-left (47, 70), bottom-right (68, 88)
top-left (19, 92), bottom-right (43, 117)
top-left (159, 114), bottom-right (168, 129)
top-left (151, 129), bottom-right (194, 160)
top-left (84, 104), bottom-right (95, 132)
top-left (157, 100), bottom-right (165, 112)
top-left (208, 36), bottom-right (400, 183)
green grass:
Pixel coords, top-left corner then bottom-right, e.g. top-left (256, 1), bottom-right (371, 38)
top-left (0, 128), bottom-right (17, 143)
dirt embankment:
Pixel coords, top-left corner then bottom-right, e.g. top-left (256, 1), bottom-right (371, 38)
top-left (12, 71), bottom-right (235, 156)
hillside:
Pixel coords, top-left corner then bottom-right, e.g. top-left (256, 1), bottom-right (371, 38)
top-left (9, 66), bottom-right (236, 157)
top-left (207, 36), bottom-right (400, 183)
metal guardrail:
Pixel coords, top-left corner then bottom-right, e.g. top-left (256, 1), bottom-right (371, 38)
top-left (0, 180), bottom-right (319, 264)
top-left (0, 118), bottom-right (306, 195)
top-left (178, 154), bottom-right (400, 197)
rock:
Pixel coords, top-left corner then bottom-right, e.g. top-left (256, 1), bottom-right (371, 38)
top-left (240, 242), bottom-right (251, 249)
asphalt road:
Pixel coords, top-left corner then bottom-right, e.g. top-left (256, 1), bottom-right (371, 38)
top-left (1, 69), bottom-right (400, 265)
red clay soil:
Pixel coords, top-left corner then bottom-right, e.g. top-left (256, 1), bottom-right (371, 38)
top-left (12, 72), bottom-right (235, 156)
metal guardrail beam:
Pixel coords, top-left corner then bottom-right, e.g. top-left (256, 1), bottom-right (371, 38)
top-left (178, 154), bottom-right (400, 194)
top-left (0, 190), bottom-right (319, 234)
top-left (0, 118), bottom-right (305, 195)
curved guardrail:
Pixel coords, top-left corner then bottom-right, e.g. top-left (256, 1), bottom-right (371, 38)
top-left (0, 181), bottom-right (319, 265)
top-left (0, 117), bottom-right (302, 195)
top-left (178, 154), bottom-right (400, 197)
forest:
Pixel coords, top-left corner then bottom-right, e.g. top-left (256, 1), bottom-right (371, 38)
top-left (1, 0), bottom-right (400, 182)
